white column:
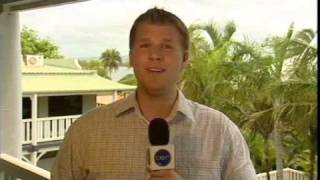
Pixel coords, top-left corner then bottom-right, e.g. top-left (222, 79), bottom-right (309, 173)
top-left (112, 90), bottom-right (118, 102)
top-left (0, 12), bottom-right (22, 157)
top-left (0, 11), bottom-right (22, 179)
top-left (30, 94), bottom-right (38, 165)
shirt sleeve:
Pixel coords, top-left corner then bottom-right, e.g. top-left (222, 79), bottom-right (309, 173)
top-left (51, 122), bottom-right (87, 180)
top-left (222, 118), bottom-right (257, 180)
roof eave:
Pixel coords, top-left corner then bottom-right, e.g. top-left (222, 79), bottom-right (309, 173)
top-left (1, 0), bottom-right (89, 13)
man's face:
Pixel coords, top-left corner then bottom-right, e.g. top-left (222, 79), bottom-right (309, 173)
top-left (130, 23), bottom-right (189, 93)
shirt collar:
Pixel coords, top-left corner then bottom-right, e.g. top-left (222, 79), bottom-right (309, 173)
top-left (176, 90), bottom-right (195, 122)
top-left (115, 92), bottom-right (136, 117)
top-left (115, 90), bottom-right (195, 123)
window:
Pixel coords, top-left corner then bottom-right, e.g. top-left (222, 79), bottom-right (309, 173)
top-left (48, 95), bottom-right (82, 116)
top-left (22, 97), bottom-right (31, 119)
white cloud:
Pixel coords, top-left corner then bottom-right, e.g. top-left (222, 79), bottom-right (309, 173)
top-left (20, 0), bottom-right (317, 58)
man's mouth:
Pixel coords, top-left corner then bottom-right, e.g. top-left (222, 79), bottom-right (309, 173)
top-left (146, 67), bottom-right (165, 73)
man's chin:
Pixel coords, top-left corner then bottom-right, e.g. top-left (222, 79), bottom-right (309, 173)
top-left (141, 85), bottom-right (172, 95)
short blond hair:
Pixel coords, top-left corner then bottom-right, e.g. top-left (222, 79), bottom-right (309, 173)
top-left (129, 7), bottom-right (189, 51)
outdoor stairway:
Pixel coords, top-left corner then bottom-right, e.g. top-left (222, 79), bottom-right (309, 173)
top-left (0, 153), bottom-right (50, 180)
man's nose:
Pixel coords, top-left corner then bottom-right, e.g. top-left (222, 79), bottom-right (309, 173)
top-left (149, 46), bottom-right (163, 61)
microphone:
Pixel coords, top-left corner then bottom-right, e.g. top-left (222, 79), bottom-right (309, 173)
top-left (148, 118), bottom-right (175, 170)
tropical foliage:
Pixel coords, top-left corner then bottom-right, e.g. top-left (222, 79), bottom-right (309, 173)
top-left (182, 21), bottom-right (317, 180)
top-left (21, 26), bottom-right (63, 58)
top-left (118, 74), bottom-right (137, 85)
top-left (78, 59), bottom-right (107, 78)
top-left (100, 48), bottom-right (122, 77)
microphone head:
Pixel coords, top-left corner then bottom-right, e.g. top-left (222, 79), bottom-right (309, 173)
top-left (148, 118), bottom-right (169, 145)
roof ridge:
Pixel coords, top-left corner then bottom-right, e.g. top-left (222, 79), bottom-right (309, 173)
top-left (23, 71), bottom-right (96, 75)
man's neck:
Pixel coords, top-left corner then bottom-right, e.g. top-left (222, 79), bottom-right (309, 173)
top-left (136, 87), bottom-right (178, 121)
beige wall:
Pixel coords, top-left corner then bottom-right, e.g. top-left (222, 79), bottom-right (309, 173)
top-left (38, 96), bottom-right (48, 118)
top-left (96, 91), bottom-right (131, 106)
top-left (82, 95), bottom-right (96, 113)
top-left (96, 94), bottom-right (115, 105)
top-left (38, 155), bottom-right (56, 171)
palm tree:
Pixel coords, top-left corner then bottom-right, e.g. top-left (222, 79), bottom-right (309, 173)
top-left (183, 21), bottom-right (317, 179)
top-left (183, 21), bottom-right (238, 107)
top-left (267, 26), bottom-right (317, 180)
top-left (100, 48), bottom-right (122, 78)
top-left (241, 24), bottom-right (317, 180)
top-left (234, 50), bottom-right (276, 179)
top-left (184, 22), bottom-right (282, 178)
top-left (201, 21), bottom-right (236, 49)
top-left (244, 25), bottom-right (317, 180)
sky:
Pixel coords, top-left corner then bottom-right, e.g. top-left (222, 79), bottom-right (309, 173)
top-left (20, 0), bottom-right (317, 59)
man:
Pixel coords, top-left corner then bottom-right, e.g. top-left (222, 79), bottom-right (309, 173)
top-left (51, 7), bottom-right (256, 180)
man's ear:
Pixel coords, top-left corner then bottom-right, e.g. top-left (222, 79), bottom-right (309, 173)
top-left (129, 50), bottom-right (133, 67)
top-left (182, 51), bottom-right (189, 68)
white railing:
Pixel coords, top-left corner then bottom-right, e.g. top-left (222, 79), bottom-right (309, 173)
top-left (257, 168), bottom-right (309, 180)
top-left (0, 153), bottom-right (50, 180)
top-left (22, 114), bottom-right (81, 144)
top-left (96, 103), bottom-right (106, 107)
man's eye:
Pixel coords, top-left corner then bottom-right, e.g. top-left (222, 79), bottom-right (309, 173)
top-left (164, 44), bottom-right (173, 49)
top-left (139, 43), bottom-right (150, 48)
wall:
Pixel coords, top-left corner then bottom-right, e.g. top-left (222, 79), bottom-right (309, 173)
top-left (38, 96), bottom-right (48, 118)
top-left (82, 95), bottom-right (96, 113)
top-left (38, 156), bottom-right (56, 172)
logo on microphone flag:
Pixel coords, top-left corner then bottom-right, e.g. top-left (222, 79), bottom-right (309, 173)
top-left (154, 149), bottom-right (171, 166)
top-left (149, 145), bottom-right (175, 170)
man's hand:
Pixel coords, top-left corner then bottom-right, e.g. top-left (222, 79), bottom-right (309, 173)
top-left (149, 170), bottom-right (183, 180)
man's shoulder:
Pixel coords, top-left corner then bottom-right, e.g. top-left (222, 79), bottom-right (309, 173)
top-left (187, 99), bottom-right (238, 130)
top-left (190, 100), bottom-right (224, 117)
top-left (72, 97), bottom-right (129, 127)
top-left (187, 99), bottom-right (224, 120)
top-left (187, 99), bottom-right (245, 145)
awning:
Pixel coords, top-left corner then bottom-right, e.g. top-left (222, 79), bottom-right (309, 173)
top-left (23, 73), bottom-right (136, 95)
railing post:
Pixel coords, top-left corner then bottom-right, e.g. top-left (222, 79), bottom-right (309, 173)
top-left (113, 90), bottom-right (118, 102)
top-left (30, 94), bottom-right (38, 165)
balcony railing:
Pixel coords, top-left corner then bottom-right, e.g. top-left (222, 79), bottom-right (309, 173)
top-left (22, 114), bottom-right (81, 145)
top-left (0, 153), bottom-right (50, 180)
top-left (1, 154), bottom-right (309, 180)
top-left (256, 168), bottom-right (309, 180)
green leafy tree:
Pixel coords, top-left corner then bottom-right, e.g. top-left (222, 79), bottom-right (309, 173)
top-left (182, 21), bottom-right (238, 108)
top-left (229, 25), bottom-right (317, 180)
top-left (265, 25), bottom-right (317, 180)
top-left (118, 74), bottom-right (137, 85)
top-left (100, 48), bottom-right (122, 77)
top-left (21, 26), bottom-right (63, 58)
top-left (184, 21), bottom-right (278, 178)
top-left (79, 59), bottom-right (107, 78)
top-left (202, 21), bottom-right (236, 48)
top-left (183, 20), bottom-right (317, 180)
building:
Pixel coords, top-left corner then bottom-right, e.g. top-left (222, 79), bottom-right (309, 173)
top-left (21, 55), bottom-right (135, 168)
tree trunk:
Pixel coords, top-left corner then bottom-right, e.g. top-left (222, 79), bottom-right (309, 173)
top-left (272, 122), bottom-right (284, 180)
top-left (264, 137), bottom-right (271, 180)
top-left (309, 147), bottom-right (315, 180)
top-left (309, 126), bottom-right (316, 180)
